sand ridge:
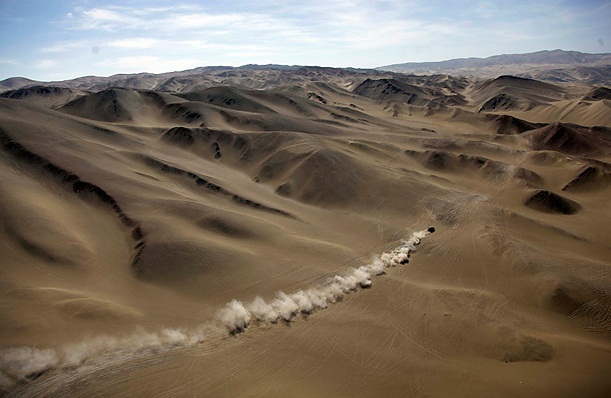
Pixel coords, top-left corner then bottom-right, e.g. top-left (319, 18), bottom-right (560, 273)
top-left (0, 66), bottom-right (610, 397)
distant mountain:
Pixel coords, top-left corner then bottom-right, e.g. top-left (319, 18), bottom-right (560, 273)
top-left (1, 50), bottom-right (609, 96)
top-left (377, 50), bottom-right (611, 83)
top-left (380, 50), bottom-right (610, 70)
top-left (0, 76), bottom-right (41, 92)
top-left (0, 65), bottom-right (381, 95)
top-left (0, 85), bottom-right (83, 109)
top-left (238, 64), bottom-right (303, 71)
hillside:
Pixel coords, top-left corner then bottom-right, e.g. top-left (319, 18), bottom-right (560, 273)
top-left (0, 63), bottom-right (610, 398)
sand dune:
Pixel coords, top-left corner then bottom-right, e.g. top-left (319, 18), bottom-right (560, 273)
top-left (0, 66), bottom-right (610, 397)
top-left (562, 165), bottom-right (611, 192)
top-left (525, 122), bottom-right (611, 156)
top-left (0, 86), bottom-right (82, 109)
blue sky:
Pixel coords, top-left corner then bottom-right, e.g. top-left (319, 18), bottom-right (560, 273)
top-left (0, 0), bottom-right (609, 81)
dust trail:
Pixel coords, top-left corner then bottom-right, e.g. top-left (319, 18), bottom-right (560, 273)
top-left (216, 228), bottom-right (435, 333)
top-left (0, 228), bottom-right (434, 391)
top-left (0, 347), bottom-right (58, 389)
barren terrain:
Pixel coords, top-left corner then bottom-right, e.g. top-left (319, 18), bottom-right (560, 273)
top-left (0, 63), bottom-right (610, 397)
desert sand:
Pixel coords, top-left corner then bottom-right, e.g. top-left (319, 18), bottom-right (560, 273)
top-left (0, 66), bottom-right (610, 397)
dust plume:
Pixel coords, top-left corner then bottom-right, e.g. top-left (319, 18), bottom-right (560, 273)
top-left (0, 228), bottom-right (433, 390)
top-left (0, 347), bottom-right (58, 389)
top-left (216, 228), bottom-right (434, 334)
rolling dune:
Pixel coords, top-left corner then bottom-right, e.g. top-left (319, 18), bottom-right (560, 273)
top-left (0, 66), bottom-right (610, 397)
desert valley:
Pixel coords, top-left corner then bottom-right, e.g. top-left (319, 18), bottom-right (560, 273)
top-left (0, 50), bottom-right (610, 397)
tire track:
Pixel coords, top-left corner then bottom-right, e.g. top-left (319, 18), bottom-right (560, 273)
top-left (1, 228), bottom-right (435, 396)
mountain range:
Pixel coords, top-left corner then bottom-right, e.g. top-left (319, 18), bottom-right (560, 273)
top-left (377, 49), bottom-right (611, 83)
top-left (1, 50), bottom-right (609, 94)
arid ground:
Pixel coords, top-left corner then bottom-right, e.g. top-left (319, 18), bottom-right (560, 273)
top-left (0, 65), bottom-right (610, 397)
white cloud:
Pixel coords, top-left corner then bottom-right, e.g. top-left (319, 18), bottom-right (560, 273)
top-left (66, 7), bottom-right (143, 31)
top-left (61, 4), bottom-right (302, 36)
top-left (40, 40), bottom-right (92, 53)
top-left (159, 12), bottom-right (248, 29)
top-left (105, 38), bottom-right (160, 49)
top-left (0, 58), bottom-right (20, 66)
top-left (51, 2), bottom-right (487, 68)
top-left (130, 4), bottom-right (202, 16)
top-left (36, 60), bottom-right (59, 69)
top-left (14, 0), bottom-right (604, 79)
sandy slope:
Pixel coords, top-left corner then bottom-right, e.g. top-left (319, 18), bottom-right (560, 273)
top-left (0, 70), bottom-right (610, 397)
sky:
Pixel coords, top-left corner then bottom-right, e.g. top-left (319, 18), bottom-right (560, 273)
top-left (0, 0), bottom-right (609, 81)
